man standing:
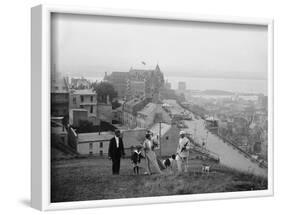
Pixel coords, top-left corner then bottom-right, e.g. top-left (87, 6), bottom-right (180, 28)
top-left (108, 129), bottom-right (125, 175)
top-left (176, 131), bottom-right (191, 173)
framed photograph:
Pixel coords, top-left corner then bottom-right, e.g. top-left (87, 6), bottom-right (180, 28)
top-left (31, 4), bottom-right (274, 211)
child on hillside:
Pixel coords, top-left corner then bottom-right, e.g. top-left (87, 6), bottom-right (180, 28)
top-left (131, 146), bottom-right (144, 175)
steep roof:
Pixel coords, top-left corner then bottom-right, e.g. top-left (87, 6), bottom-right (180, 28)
top-left (137, 102), bottom-right (172, 124)
top-left (137, 103), bottom-right (157, 116)
top-left (149, 123), bottom-right (171, 137)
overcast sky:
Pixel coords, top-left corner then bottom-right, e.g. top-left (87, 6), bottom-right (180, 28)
top-left (51, 13), bottom-right (268, 80)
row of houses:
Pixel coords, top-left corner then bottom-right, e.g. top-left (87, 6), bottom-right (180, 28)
top-left (51, 67), bottom-right (181, 157)
top-left (114, 97), bottom-right (173, 129)
top-left (51, 70), bottom-right (113, 127)
top-left (76, 122), bottom-right (179, 156)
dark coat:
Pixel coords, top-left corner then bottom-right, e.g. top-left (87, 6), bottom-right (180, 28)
top-left (108, 136), bottom-right (125, 159)
top-left (131, 151), bottom-right (144, 164)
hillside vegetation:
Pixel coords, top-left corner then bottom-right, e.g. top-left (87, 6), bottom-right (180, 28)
top-left (51, 157), bottom-right (267, 202)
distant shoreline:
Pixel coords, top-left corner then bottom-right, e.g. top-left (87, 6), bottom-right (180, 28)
top-left (70, 75), bottom-right (267, 96)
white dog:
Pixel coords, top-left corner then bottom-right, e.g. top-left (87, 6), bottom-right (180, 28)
top-left (163, 154), bottom-right (177, 173)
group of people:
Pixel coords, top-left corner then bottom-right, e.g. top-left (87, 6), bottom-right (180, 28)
top-left (108, 129), bottom-right (192, 175)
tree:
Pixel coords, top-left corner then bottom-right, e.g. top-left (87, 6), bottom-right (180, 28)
top-left (112, 100), bottom-right (121, 109)
top-left (94, 82), bottom-right (118, 103)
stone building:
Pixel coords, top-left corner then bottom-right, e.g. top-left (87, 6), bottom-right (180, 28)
top-left (104, 64), bottom-right (165, 102)
top-left (69, 89), bottom-right (112, 124)
top-left (127, 64), bottom-right (164, 102)
top-left (69, 89), bottom-right (97, 117)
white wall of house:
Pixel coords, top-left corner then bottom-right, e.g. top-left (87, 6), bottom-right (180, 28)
top-left (77, 129), bottom-right (147, 156)
top-left (77, 140), bottom-right (110, 155)
top-left (70, 93), bottom-right (97, 108)
top-left (70, 92), bottom-right (97, 119)
top-left (156, 125), bottom-right (180, 156)
top-left (76, 127), bottom-right (180, 157)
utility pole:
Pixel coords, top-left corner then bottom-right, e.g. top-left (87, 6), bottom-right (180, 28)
top-left (205, 131), bottom-right (209, 148)
top-left (159, 121), bottom-right (162, 157)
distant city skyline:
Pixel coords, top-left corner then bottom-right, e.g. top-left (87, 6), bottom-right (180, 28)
top-left (51, 13), bottom-right (268, 81)
top-left (83, 75), bottom-right (267, 95)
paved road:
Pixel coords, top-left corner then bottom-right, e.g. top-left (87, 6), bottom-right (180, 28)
top-left (183, 118), bottom-right (267, 177)
top-left (163, 100), bottom-right (267, 177)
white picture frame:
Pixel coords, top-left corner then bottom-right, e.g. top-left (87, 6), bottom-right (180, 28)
top-left (31, 4), bottom-right (274, 211)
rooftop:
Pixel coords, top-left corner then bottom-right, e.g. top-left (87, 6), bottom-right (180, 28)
top-left (138, 103), bottom-right (158, 116)
top-left (129, 64), bottom-right (161, 73)
top-left (78, 132), bottom-right (113, 143)
top-left (149, 123), bottom-right (171, 137)
top-left (206, 116), bottom-right (219, 121)
top-left (125, 97), bottom-right (146, 106)
top-left (109, 71), bottom-right (129, 76)
top-left (72, 89), bottom-right (96, 95)
top-left (70, 109), bottom-right (88, 112)
top-left (51, 116), bottom-right (64, 120)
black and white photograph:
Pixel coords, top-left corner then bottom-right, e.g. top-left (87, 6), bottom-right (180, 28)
top-left (50, 12), bottom-right (269, 203)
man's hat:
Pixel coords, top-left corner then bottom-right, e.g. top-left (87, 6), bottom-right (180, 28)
top-left (179, 130), bottom-right (186, 135)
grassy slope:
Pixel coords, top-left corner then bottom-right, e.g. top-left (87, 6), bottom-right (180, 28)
top-left (51, 157), bottom-right (267, 203)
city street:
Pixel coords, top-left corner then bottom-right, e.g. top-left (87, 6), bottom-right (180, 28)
top-left (164, 100), bottom-right (267, 177)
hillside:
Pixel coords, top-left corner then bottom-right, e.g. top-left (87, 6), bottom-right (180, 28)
top-left (51, 157), bottom-right (267, 202)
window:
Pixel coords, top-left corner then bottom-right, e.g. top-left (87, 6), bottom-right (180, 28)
top-left (73, 97), bottom-right (76, 104)
top-left (90, 105), bottom-right (93, 113)
top-left (100, 142), bottom-right (103, 148)
top-left (166, 136), bottom-right (169, 140)
top-left (99, 150), bottom-right (103, 156)
top-left (80, 95), bottom-right (84, 102)
top-left (89, 143), bottom-right (93, 150)
top-left (91, 96), bottom-right (93, 102)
